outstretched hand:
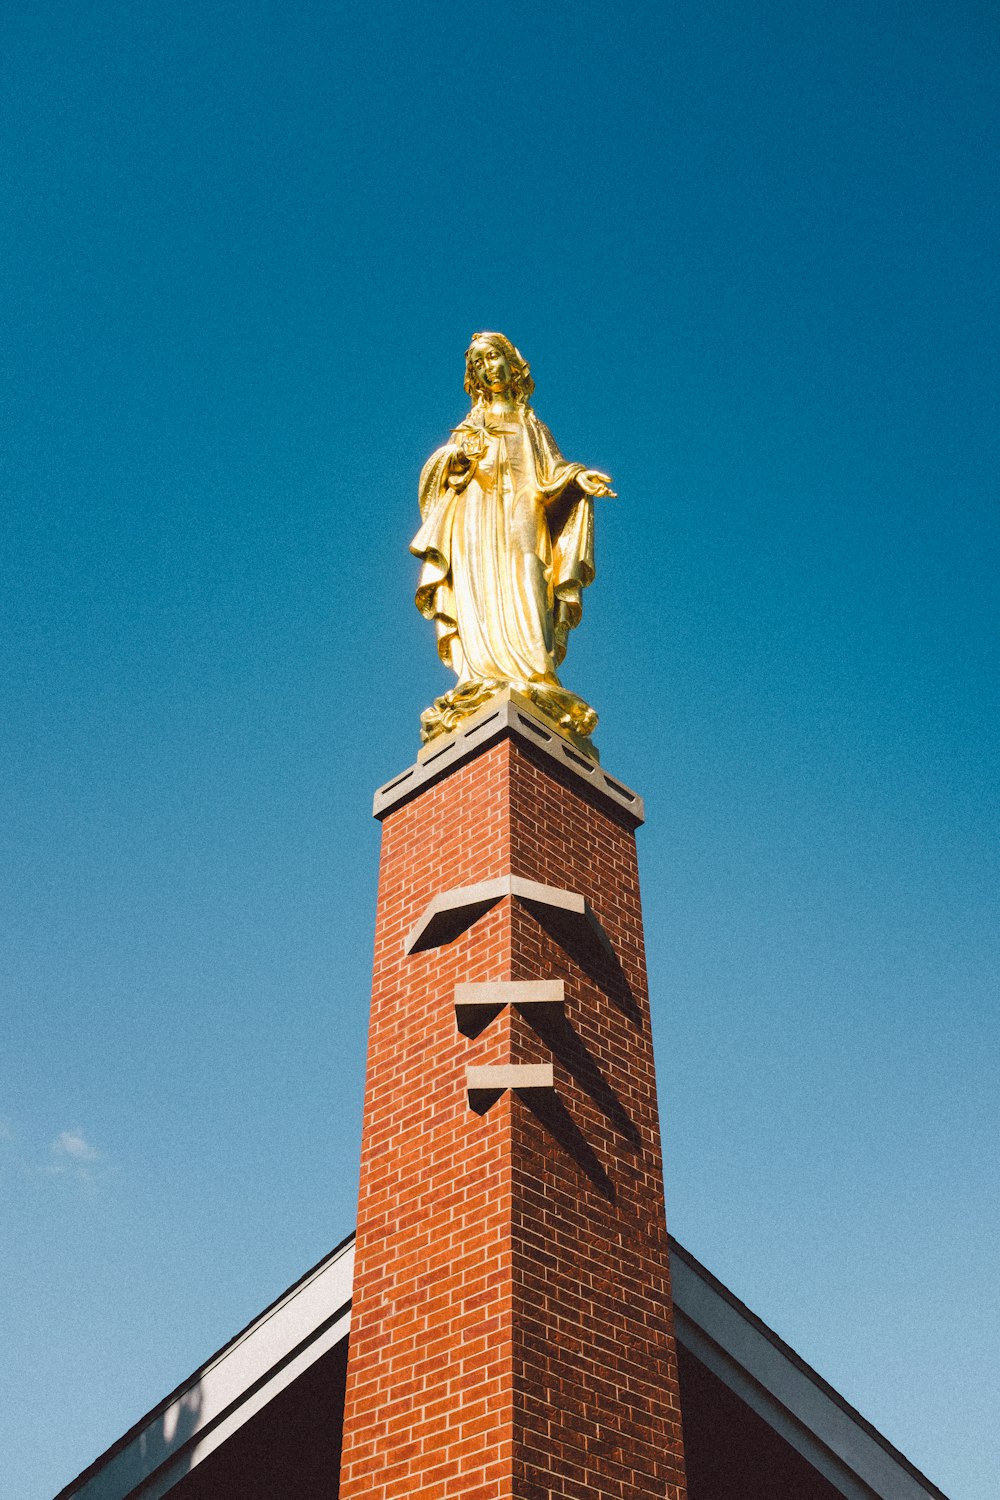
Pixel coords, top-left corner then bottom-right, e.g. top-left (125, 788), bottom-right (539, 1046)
top-left (577, 469), bottom-right (617, 497)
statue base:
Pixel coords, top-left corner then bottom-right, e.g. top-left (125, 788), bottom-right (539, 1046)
top-left (419, 679), bottom-right (599, 762)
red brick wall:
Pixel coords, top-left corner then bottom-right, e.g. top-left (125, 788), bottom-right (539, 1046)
top-left (338, 734), bottom-right (687, 1500)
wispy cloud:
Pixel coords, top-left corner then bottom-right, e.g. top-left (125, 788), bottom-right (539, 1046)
top-left (0, 1117), bottom-right (113, 1186)
top-left (53, 1129), bottom-right (100, 1163)
top-left (45, 1127), bottom-right (104, 1183)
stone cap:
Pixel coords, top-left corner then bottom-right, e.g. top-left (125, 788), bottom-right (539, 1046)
top-left (373, 689), bottom-right (644, 824)
top-left (403, 875), bottom-right (616, 958)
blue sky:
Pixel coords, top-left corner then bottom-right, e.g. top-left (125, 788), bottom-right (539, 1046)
top-left (2, 2), bottom-right (997, 1497)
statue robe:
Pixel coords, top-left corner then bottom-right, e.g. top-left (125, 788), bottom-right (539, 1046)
top-left (410, 406), bottom-right (595, 702)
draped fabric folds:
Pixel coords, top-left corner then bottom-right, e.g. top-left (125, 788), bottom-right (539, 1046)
top-left (410, 405), bottom-right (599, 750)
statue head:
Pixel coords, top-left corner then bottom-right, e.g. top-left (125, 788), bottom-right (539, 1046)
top-left (464, 332), bottom-right (535, 408)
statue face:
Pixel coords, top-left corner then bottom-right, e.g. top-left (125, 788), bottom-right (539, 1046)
top-left (471, 343), bottom-right (511, 395)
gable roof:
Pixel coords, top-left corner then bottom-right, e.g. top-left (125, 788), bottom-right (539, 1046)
top-left (55, 1234), bottom-right (355, 1500)
top-left (55, 1233), bottom-right (948, 1500)
top-left (669, 1241), bottom-right (948, 1500)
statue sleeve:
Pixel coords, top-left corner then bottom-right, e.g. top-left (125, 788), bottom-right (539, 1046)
top-left (410, 444), bottom-right (459, 629)
top-left (526, 414), bottom-right (595, 628)
top-left (528, 415), bottom-right (588, 501)
top-left (416, 444), bottom-right (456, 522)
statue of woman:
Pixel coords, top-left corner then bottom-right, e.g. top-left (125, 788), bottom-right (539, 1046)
top-left (411, 333), bottom-right (614, 756)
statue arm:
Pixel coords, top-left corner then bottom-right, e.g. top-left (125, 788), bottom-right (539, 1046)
top-left (541, 462), bottom-right (615, 502)
top-left (529, 416), bottom-right (615, 505)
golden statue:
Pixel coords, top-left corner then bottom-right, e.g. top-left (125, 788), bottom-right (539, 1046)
top-left (411, 333), bottom-right (615, 757)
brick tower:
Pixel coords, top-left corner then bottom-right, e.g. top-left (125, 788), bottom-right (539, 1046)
top-left (338, 690), bottom-right (688, 1500)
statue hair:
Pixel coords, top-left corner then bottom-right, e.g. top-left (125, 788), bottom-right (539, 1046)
top-left (464, 332), bottom-right (535, 408)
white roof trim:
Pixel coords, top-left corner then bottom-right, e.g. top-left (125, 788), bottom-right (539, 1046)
top-left (669, 1242), bottom-right (948, 1500)
top-left (57, 1238), bottom-right (354, 1500)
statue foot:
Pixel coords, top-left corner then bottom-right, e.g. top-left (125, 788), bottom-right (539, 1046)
top-left (420, 679), bottom-right (599, 761)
